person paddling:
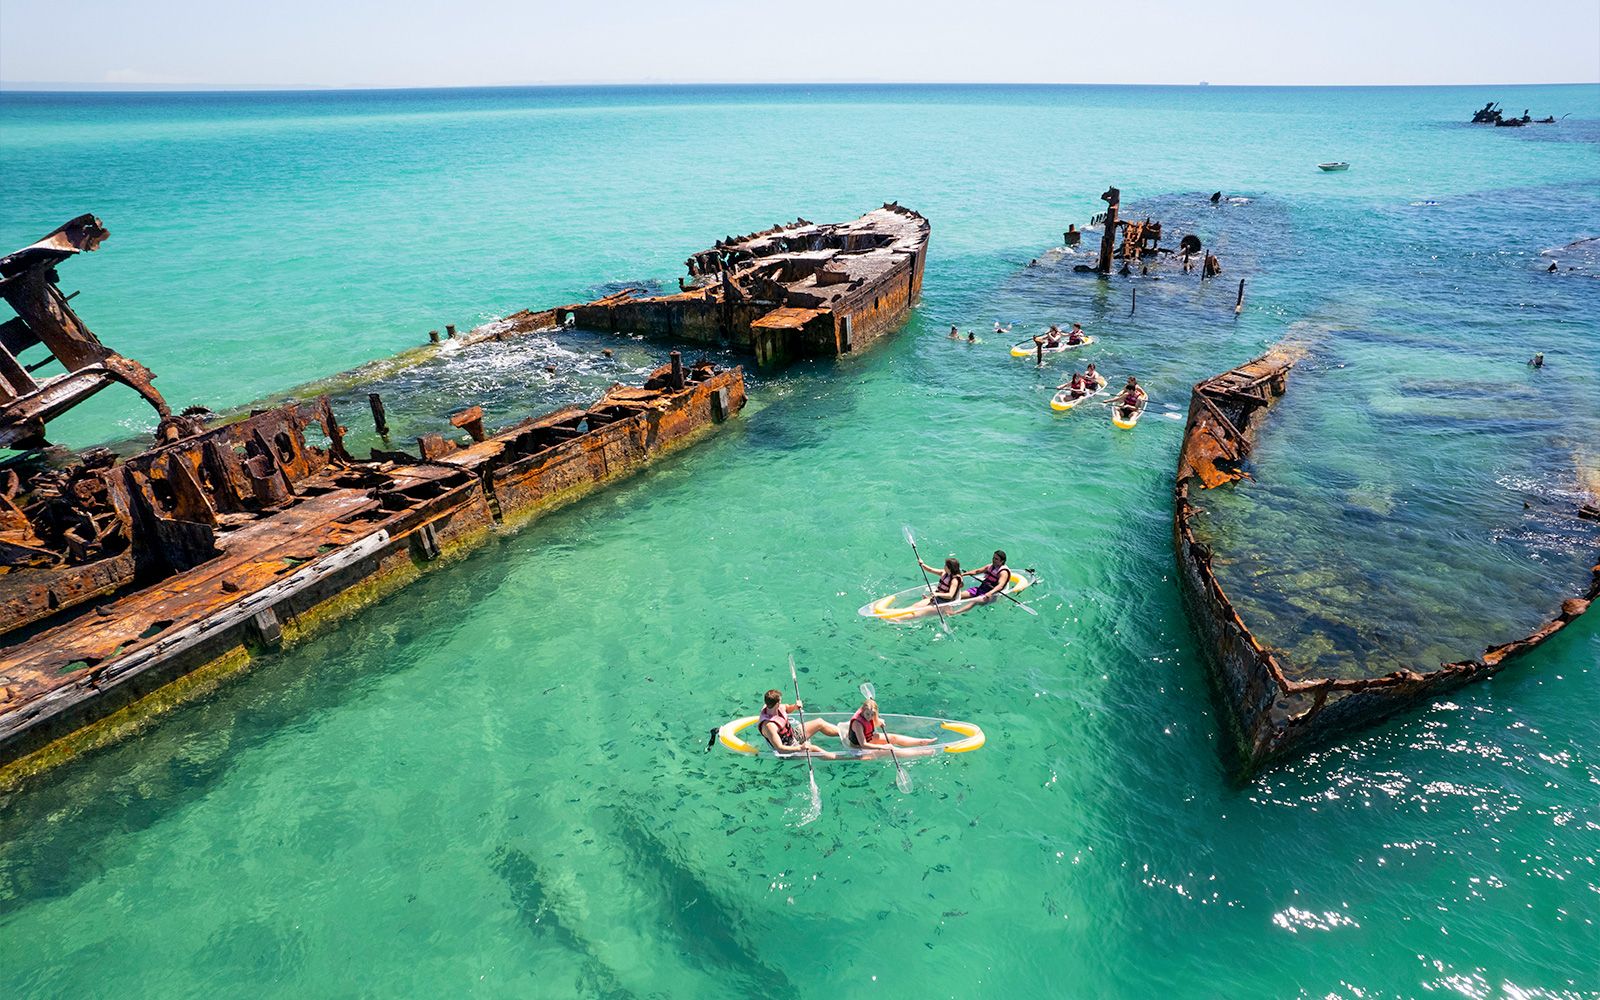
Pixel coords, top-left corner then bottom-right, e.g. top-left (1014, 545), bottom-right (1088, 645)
top-left (915, 555), bottom-right (964, 607)
top-left (1066, 323), bottom-right (1086, 345)
top-left (962, 550), bottom-right (1012, 600)
top-left (758, 689), bottom-right (839, 756)
top-left (847, 698), bottom-right (936, 750)
top-left (1059, 370), bottom-right (1092, 400)
top-left (1113, 376), bottom-right (1147, 421)
top-left (1083, 362), bottom-right (1102, 388)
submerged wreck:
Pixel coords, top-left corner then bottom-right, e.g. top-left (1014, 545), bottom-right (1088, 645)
top-left (1174, 354), bottom-right (1600, 775)
top-left (0, 217), bottom-right (750, 790)
top-left (533, 203), bottom-right (928, 369)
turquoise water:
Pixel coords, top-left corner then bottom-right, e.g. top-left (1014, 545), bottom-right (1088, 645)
top-left (2, 84), bottom-right (1598, 996)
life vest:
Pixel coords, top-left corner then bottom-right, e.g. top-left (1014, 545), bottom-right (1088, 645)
top-left (850, 709), bottom-right (878, 747)
top-left (979, 563), bottom-right (1006, 592)
top-left (935, 569), bottom-right (958, 599)
top-left (1068, 330), bottom-right (1085, 344)
top-left (759, 706), bottom-right (796, 745)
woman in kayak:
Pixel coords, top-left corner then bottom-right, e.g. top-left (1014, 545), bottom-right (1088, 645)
top-left (758, 689), bottom-right (839, 755)
top-left (1058, 370), bottom-right (1091, 400)
top-left (962, 550), bottom-right (1011, 599)
top-left (1084, 362), bottom-right (1101, 388)
top-left (1034, 324), bottom-right (1063, 349)
top-left (1113, 376), bottom-right (1147, 420)
top-left (1066, 323), bottom-right (1086, 345)
top-left (847, 698), bottom-right (937, 750)
top-left (916, 556), bottom-right (964, 606)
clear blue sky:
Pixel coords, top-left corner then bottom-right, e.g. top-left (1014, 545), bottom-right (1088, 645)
top-left (2, 0), bottom-right (1597, 88)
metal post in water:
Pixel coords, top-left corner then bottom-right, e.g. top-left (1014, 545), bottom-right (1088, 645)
top-left (1235, 278), bottom-right (1246, 315)
top-left (368, 392), bottom-right (389, 439)
top-left (428, 329), bottom-right (440, 344)
top-left (446, 324), bottom-right (457, 339)
top-left (670, 350), bottom-right (685, 389)
top-left (1131, 288), bottom-right (1137, 315)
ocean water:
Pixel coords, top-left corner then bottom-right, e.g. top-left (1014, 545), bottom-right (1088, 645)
top-left (2, 84), bottom-right (1598, 997)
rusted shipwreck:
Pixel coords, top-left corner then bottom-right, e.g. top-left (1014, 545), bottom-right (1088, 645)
top-left (502, 203), bottom-right (929, 369)
top-left (1174, 354), bottom-right (1599, 775)
top-left (0, 219), bottom-right (748, 789)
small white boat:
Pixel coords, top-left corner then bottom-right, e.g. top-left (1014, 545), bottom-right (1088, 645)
top-left (1317, 162), bottom-right (1350, 172)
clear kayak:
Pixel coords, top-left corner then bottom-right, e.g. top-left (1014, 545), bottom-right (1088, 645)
top-left (717, 712), bottom-right (986, 758)
top-left (1111, 398), bottom-right (1146, 429)
top-left (1050, 375), bottom-right (1108, 411)
top-left (858, 568), bottom-right (1035, 622)
top-left (1010, 335), bottom-right (1093, 358)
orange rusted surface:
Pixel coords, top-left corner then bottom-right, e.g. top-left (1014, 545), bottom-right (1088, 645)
top-left (0, 361), bottom-right (745, 785)
top-left (547, 204), bottom-right (929, 369)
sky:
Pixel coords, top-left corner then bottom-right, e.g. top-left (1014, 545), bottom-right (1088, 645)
top-left (2, 0), bottom-right (1597, 89)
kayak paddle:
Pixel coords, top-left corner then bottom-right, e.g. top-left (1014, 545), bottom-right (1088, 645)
top-left (902, 524), bottom-right (953, 635)
top-left (860, 682), bottom-right (912, 794)
top-left (789, 653), bottom-right (822, 826)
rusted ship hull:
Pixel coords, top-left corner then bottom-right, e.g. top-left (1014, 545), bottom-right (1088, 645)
top-left (1174, 354), bottom-right (1599, 775)
top-left (0, 364), bottom-right (745, 789)
top-left (550, 204), bottom-right (929, 368)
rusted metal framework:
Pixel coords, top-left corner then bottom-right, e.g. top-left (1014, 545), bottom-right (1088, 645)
top-left (551, 203), bottom-right (929, 368)
top-left (1074, 186), bottom-right (1212, 276)
top-left (1174, 354), bottom-right (1599, 775)
top-left (0, 217), bottom-right (170, 449)
top-left (0, 213), bottom-right (765, 791)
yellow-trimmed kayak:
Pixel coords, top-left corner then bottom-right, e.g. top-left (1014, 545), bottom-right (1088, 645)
top-left (1050, 375), bottom-right (1108, 411)
top-left (1010, 335), bottom-right (1094, 358)
top-left (717, 712), bottom-right (986, 758)
top-left (1111, 401), bottom-right (1146, 429)
top-left (858, 568), bottom-right (1035, 622)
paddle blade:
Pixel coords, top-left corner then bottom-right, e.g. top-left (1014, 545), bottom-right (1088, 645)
top-left (798, 773), bottom-right (822, 826)
top-left (860, 681), bottom-right (876, 701)
top-left (788, 653), bottom-right (798, 684)
top-left (901, 523), bottom-right (916, 547)
top-left (896, 766), bottom-right (913, 794)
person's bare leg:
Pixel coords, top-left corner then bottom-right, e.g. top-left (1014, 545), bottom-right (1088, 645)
top-left (888, 733), bottom-right (937, 747)
top-left (804, 718), bottom-right (839, 739)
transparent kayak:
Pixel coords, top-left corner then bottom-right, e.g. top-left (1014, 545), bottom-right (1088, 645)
top-left (1051, 375), bottom-right (1108, 411)
top-left (858, 568), bottom-right (1035, 622)
top-left (1010, 335), bottom-right (1093, 357)
top-left (717, 712), bottom-right (986, 758)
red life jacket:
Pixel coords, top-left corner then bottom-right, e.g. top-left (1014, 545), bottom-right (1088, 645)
top-left (980, 563), bottom-right (1006, 592)
top-left (759, 706), bottom-right (797, 745)
top-left (850, 710), bottom-right (878, 747)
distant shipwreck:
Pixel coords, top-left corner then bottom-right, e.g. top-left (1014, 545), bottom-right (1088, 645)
top-left (0, 205), bottom-right (929, 790)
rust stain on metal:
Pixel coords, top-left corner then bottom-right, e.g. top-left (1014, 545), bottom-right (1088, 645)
top-left (0, 214), bottom-right (757, 791)
top-left (1174, 352), bottom-right (1600, 776)
top-left (0, 216), bottom-right (170, 449)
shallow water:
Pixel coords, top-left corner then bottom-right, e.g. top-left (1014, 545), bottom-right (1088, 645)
top-left (2, 84), bottom-right (1598, 997)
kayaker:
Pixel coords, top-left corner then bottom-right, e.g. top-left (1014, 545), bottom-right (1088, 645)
top-left (1066, 323), bottom-right (1086, 345)
top-left (1083, 362), bottom-right (1102, 388)
top-left (847, 698), bottom-right (936, 750)
top-left (1058, 371), bottom-right (1090, 400)
top-left (1034, 325), bottom-right (1062, 349)
top-left (758, 689), bottom-right (839, 755)
top-left (1113, 377), bottom-right (1147, 420)
top-left (916, 556), bottom-right (964, 605)
top-left (962, 550), bottom-right (1012, 599)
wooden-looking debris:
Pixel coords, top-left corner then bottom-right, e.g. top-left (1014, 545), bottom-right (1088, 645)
top-left (544, 204), bottom-right (929, 369)
top-left (0, 360), bottom-right (744, 787)
top-left (1174, 353), bottom-right (1599, 776)
top-left (0, 214), bottom-right (764, 791)
top-left (0, 216), bottom-right (171, 449)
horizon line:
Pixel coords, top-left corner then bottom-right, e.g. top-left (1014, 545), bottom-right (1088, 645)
top-left (2, 79), bottom-right (1597, 94)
